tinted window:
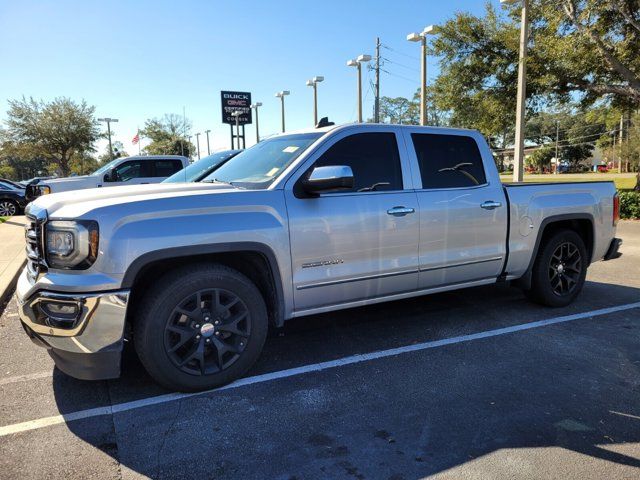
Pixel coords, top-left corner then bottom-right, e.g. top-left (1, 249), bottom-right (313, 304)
top-left (154, 160), bottom-right (183, 177)
top-left (114, 160), bottom-right (149, 181)
top-left (313, 133), bottom-right (402, 192)
top-left (411, 134), bottom-right (486, 189)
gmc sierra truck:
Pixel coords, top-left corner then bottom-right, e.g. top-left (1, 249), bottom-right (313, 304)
top-left (16, 124), bottom-right (622, 392)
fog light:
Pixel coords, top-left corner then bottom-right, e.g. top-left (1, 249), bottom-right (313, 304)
top-left (40, 301), bottom-right (80, 329)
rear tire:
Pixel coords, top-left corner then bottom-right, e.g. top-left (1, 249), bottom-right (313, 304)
top-left (0, 199), bottom-right (18, 217)
top-left (524, 229), bottom-right (588, 307)
top-left (134, 264), bottom-right (268, 392)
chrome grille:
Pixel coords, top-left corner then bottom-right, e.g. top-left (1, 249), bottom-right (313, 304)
top-left (25, 213), bottom-right (47, 282)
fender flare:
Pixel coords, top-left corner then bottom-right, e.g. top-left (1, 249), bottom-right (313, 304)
top-left (515, 213), bottom-right (595, 290)
top-left (121, 242), bottom-right (285, 326)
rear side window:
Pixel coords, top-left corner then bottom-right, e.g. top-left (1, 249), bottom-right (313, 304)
top-left (313, 133), bottom-right (403, 192)
top-left (411, 134), bottom-right (486, 189)
top-left (153, 160), bottom-right (183, 177)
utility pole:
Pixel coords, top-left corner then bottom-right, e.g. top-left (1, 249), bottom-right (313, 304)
top-left (205, 130), bottom-right (211, 155)
top-left (555, 120), bottom-right (560, 174)
top-left (619, 114), bottom-right (624, 173)
top-left (98, 117), bottom-right (119, 160)
top-left (374, 37), bottom-right (381, 123)
top-left (502, 0), bottom-right (529, 183)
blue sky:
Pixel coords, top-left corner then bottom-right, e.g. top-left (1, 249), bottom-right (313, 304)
top-left (0, 0), bottom-right (489, 157)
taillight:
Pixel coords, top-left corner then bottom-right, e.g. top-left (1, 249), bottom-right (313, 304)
top-left (613, 193), bottom-right (620, 226)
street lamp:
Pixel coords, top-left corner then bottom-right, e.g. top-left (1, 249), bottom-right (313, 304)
top-left (98, 117), bottom-right (119, 160)
top-left (275, 91), bottom-right (290, 133)
top-left (251, 102), bottom-right (263, 143)
top-left (501, 0), bottom-right (529, 182)
top-left (195, 132), bottom-right (201, 159)
top-left (306, 76), bottom-right (324, 126)
top-left (205, 129), bottom-right (211, 155)
top-left (346, 55), bottom-right (371, 123)
top-left (407, 25), bottom-right (436, 126)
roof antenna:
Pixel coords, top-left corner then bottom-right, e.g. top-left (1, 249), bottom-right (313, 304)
top-left (316, 117), bottom-right (334, 128)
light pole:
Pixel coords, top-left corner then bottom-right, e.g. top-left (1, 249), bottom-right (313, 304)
top-left (98, 117), bottom-right (119, 160)
top-left (347, 54), bottom-right (371, 123)
top-left (407, 25), bottom-right (435, 126)
top-left (188, 136), bottom-right (192, 159)
top-left (205, 129), bottom-right (211, 155)
top-left (251, 102), bottom-right (262, 143)
top-left (195, 132), bottom-right (201, 159)
top-left (306, 76), bottom-right (324, 126)
top-left (502, 0), bottom-right (529, 182)
top-left (275, 91), bottom-right (290, 132)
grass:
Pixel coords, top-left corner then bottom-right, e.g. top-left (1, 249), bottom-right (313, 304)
top-left (0, 217), bottom-right (6, 224)
top-left (499, 172), bottom-right (637, 191)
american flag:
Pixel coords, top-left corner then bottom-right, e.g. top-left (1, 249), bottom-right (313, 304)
top-left (132, 132), bottom-right (140, 144)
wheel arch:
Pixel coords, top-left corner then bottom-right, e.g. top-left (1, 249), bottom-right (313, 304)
top-left (515, 213), bottom-right (594, 290)
top-left (123, 242), bottom-right (285, 328)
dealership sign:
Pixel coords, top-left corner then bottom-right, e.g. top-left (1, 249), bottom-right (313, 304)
top-left (221, 91), bottom-right (252, 125)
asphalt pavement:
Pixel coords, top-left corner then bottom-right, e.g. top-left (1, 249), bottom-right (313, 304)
top-left (0, 222), bottom-right (638, 479)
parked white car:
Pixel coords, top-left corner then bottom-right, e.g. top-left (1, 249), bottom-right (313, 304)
top-left (28, 155), bottom-right (189, 198)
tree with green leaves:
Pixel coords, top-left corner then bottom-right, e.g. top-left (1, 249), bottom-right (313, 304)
top-left (1, 97), bottom-right (101, 176)
top-left (140, 114), bottom-right (193, 157)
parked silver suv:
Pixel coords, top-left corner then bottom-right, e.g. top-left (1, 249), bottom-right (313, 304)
top-left (16, 124), bottom-right (621, 391)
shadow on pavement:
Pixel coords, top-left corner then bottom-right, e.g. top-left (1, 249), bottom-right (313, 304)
top-left (52, 280), bottom-right (640, 478)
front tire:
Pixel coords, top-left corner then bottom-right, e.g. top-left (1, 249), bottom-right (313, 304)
top-left (524, 229), bottom-right (588, 307)
top-left (134, 264), bottom-right (268, 392)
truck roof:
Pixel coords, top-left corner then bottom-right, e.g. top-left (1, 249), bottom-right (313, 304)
top-left (119, 155), bottom-right (189, 161)
top-left (277, 123), bottom-right (480, 137)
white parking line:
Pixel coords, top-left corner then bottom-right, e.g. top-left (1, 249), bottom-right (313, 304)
top-left (1, 301), bottom-right (639, 438)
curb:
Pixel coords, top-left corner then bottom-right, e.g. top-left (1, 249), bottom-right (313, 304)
top-left (0, 258), bottom-right (26, 307)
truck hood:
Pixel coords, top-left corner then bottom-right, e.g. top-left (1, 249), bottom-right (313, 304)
top-left (30, 182), bottom-right (239, 219)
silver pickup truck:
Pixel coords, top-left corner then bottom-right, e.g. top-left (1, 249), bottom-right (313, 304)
top-left (16, 124), bottom-right (622, 391)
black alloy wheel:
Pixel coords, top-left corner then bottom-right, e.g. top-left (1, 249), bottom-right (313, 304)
top-left (548, 241), bottom-right (582, 297)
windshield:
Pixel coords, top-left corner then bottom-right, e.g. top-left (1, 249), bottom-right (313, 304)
top-left (163, 150), bottom-right (240, 183)
top-left (92, 158), bottom-right (120, 176)
top-left (202, 133), bottom-right (323, 189)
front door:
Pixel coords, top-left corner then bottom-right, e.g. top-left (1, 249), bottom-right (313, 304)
top-left (284, 129), bottom-right (419, 313)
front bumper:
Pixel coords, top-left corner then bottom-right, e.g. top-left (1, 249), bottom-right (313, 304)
top-left (17, 272), bottom-right (130, 380)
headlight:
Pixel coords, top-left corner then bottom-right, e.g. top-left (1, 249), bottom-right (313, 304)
top-left (39, 185), bottom-right (51, 195)
top-left (45, 220), bottom-right (99, 269)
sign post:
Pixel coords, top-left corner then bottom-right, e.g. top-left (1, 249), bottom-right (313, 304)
top-left (221, 91), bottom-right (252, 149)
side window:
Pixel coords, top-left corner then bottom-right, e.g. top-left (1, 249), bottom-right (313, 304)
top-left (153, 160), bottom-right (183, 177)
top-left (411, 134), bottom-right (487, 189)
top-left (312, 133), bottom-right (403, 192)
top-left (114, 160), bottom-right (148, 182)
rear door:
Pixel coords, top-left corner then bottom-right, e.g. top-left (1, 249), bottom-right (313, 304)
top-left (152, 159), bottom-right (184, 182)
top-left (284, 127), bottom-right (419, 313)
top-left (402, 129), bottom-right (507, 288)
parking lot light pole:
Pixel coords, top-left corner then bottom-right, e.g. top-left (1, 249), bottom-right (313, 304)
top-left (98, 117), bottom-right (119, 160)
top-left (275, 91), bottom-right (290, 132)
top-left (501, 0), bottom-right (529, 182)
top-left (347, 55), bottom-right (371, 123)
top-left (306, 76), bottom-right (324, 126)
top-left (195, 132), bottom-right (201, 159)
top-left (407, 25), bottom-right (435, 126)
top-left (231, 110), bottom-right (242, 149)
top-left (251, 102), bottom-right (262, 143)
top-left (205, 130), bottom-right (211, 155)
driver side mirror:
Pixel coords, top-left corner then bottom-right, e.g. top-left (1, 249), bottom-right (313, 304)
top-left (303, 165), bottom-right (354, 195)
top-left (104, 168), bottom-right (116, 183)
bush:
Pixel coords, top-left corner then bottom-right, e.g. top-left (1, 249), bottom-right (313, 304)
top-left (619, 191), bottom-right (640, 219)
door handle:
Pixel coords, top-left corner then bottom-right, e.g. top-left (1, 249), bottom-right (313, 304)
top-left (387, 206), bottom-right (415, 216)
top-left (480, 201), bottom-right (502, 210)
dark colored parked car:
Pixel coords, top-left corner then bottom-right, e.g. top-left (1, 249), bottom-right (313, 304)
top-left (163, 150), bottom-right (241, 183)
top-left (0, 178), bottom-right (28, 216)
